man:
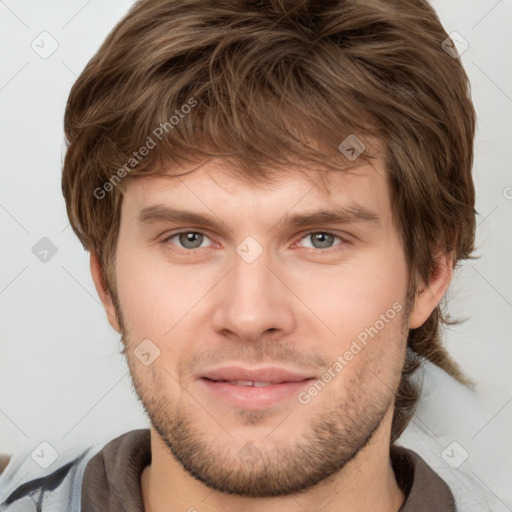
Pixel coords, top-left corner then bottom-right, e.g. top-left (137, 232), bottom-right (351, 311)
top-left (0, 0), bottom-right (489, 510)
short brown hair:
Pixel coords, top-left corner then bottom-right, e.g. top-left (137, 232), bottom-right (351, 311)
top-left (62, 0), bottom-right (476, 442)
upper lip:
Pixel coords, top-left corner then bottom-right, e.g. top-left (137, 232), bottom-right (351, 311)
top-left (199, 365), bottom-right (316, 384)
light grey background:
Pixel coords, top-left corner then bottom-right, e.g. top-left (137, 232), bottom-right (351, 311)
top-left (0, 0), bottom-right (511, 506)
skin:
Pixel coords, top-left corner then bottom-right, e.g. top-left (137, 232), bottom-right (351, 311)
top-left (90, 151), bottom-right (452, 512)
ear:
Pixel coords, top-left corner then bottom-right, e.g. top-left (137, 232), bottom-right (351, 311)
top-left (409, 251), bottom-right (454, 329)
top-left (90, 251), bottom-right (121, 333)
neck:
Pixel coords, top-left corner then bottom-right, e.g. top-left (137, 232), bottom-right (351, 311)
top-left (141, 409), bottom-right (405, 512)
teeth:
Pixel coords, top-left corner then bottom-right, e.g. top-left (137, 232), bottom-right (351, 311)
top-left (227, 380), bottom-right (274, 387)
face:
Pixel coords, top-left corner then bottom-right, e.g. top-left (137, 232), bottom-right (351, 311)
top-left (104, 155), bottom-right (414, 497)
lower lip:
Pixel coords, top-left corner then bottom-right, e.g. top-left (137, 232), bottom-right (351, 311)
top-left (198, 378), bottom-right (315, 410)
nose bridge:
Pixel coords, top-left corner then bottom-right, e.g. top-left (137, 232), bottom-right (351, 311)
top-left (212, 239), bottom-right (295, 339)
top-left (232, 243), bottom-right (274, 300)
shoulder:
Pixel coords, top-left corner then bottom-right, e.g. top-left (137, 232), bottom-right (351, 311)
top-left (0, 434), bottom-right (119, 512)
top-left (399, 358), bottom-right (512, 511)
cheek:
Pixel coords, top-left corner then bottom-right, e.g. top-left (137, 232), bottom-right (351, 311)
top-left (114, 242), bottom-right (219, 351)
top-left (113, 241), bottom-right (173, 335)
top-left (318, 304), bottom-right (406, 404)
top-left (288, 253), bottom-right (408, 340)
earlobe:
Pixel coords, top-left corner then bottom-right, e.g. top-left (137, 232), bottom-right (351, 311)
top-left (408, 251), bottom-right (454, 329)
top-left (89, 251), bottom-right (121, 333)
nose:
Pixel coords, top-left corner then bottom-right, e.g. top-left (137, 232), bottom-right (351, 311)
top-left (211, 245), bottom-right (296, 342)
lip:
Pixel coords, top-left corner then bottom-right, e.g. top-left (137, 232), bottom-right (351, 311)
top-left (198, 365), bottom-right (315, 384)
top-left (196, 365), bottom-right (316, 410)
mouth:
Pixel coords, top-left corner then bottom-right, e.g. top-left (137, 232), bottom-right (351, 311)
top-left (203, 378), bottom-right (307, 386)
top-left (198, 375), bottom-right (316, 409)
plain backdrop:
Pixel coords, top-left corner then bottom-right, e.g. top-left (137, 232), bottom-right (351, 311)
top-left (0, 0), bottom-right (511, 505)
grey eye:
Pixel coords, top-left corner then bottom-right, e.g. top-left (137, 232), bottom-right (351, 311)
top-left (304, 232), bottom-right (338, 249)
top-left (177, 232), bottom-right (206, 249)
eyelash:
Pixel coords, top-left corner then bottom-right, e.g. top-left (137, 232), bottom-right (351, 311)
top-left (161, 230), bottom-right (347, 253)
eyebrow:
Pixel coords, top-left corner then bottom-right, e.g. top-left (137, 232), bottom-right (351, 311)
top-left (137, 204), bottom-right (380, 232)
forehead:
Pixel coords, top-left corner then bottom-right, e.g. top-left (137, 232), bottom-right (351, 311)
top-left (126, 144), bottom-right (388, 201)
top-left (123, 131), bottom-right (387, 195)
top-left (120, 131), bottom-right (391, 226)
top-left (119, 149), bottom-right (395, 243)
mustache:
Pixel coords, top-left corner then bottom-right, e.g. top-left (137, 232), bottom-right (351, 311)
top-left (181, 341), bottom-right (330, 375)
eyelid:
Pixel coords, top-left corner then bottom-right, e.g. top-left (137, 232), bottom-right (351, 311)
top-left (161, 229), bottom-right (217, 248)
top-left (295, 230), bottom-right (347, 250)
top-left (161, 228), bottom-right (349, 252)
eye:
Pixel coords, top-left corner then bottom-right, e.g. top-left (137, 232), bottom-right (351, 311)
top-left (161, 230), bottom-right (346, 253)
top-left (298, 231), bottom-right (344, 250)
top-left (163, 231), bottom-right (213, 250)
